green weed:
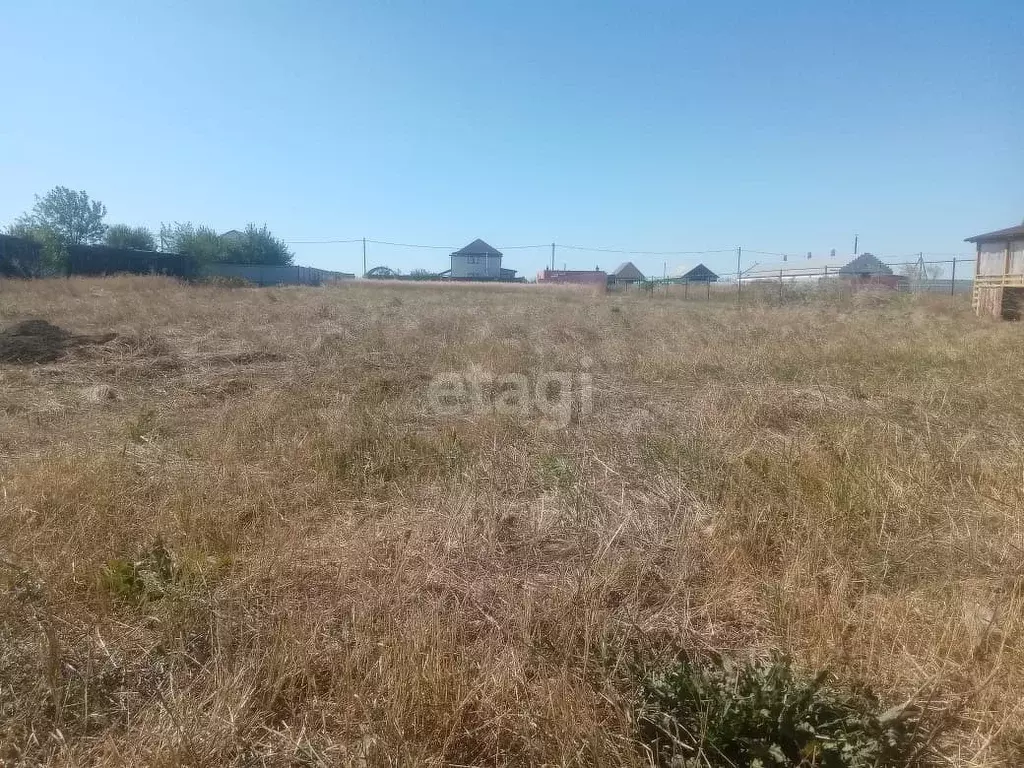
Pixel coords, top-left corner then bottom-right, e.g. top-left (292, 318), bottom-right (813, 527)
top-left (639, 653), bottom-right (931, 767)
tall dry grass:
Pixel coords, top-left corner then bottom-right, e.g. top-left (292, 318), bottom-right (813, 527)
top-left (0, 276), bottom-right (1021, 765)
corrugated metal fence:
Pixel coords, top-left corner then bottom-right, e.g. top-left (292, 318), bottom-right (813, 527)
top-left (202, 263), bottom-right (353, 286)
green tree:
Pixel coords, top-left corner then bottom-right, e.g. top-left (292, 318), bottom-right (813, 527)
top-left (9, 186), bottom-right (109, 272)
top-left (15, 186), bottom-right (107, 246)
top-left (223, 223), bottom-right (293, 266)
top-left (105, 224), bottom-right (156, 251)
top-left (159, 222), bottom-right (226, 263)
top-left (159, 222), bottom-right (293, 266)
top-left (5, 221), bottom-right (68, 273)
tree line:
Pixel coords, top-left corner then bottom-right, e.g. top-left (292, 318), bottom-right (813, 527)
top-left (4, 186), bottom-right (293, 272)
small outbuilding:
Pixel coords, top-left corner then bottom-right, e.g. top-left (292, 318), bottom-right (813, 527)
top-left (837, 253), bottom-right (892, 279)
top-left (835, 253), bottom-right (904, 289)
top-left (671, 263), bottom-right (719, 283)
top-left (537, 268), bottom-right (608, 288)
top-left (611, 261), bottom-right (645, 283)
top-left (966, 224), bottom-right (1024, 319)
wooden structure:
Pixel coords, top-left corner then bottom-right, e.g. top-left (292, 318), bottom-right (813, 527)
top-left (966, 225), bottom-right (1024, 318)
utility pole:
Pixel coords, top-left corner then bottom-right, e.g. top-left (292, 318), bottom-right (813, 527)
top-left (854, 234), bottom-right (859, 255)
top-left (362, 238), bottom-right (366, 278)
top-left (736, 246), bottom-right (742, 305)
top-left (551, 243), bottom-right (555, 271)
top-left (663, 261), bottom-right (667, 279)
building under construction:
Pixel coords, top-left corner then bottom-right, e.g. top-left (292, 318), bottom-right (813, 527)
top-left (966, 225), bottom-right (1024, 319)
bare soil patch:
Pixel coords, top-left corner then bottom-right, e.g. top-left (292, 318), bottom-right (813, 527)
top-left (0, 319), bottom-right (117, 364)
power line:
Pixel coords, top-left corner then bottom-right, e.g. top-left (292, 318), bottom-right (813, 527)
top-left (368, 239), bottom-right (551, 251)
top-left (872, 257), bottom-right (942, 264)
top-left (286, 238), bottom-right (595, 251)
top-left (557, 244), bottom-right (735, 256)
top-left (366, 239), bottom-right (454, 249)
top-left (746, 249), bottom-right (970, 261)
top-left (745, 249), bottom-right (790, 257)
top-left (284, 237), bottom-right (364, 244)
top-left (280, 238), bottom-right (972, 261)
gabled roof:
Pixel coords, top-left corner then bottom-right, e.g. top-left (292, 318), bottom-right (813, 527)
top-left (670, 262), bottom-right (719, 279)
top-left (965, 225), bottom-right (1024, 244)
top-left (452, 238), bottom-right (502, 257)
top-left (613, 261), bottom-right (645, 279)
top-left (219, 229), bottom-right (245, 241)
top-left (838, 253), bottom-right (893, 276)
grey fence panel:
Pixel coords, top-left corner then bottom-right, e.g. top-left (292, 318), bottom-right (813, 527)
top-left (202, 263), bottom-right (353, 286)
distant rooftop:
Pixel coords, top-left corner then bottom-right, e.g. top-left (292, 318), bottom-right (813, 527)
top-left (744, 253), bottom-right (891, 279)
top-left (612, 261), bottom-right (644, 279)
top-left (965, 225), bottom-right (1024, 244)
top-left (452, 238), bottom-right (502, 257)
top-left (670, 262), bottom-right (719, 280)
top-left (837, 253), bottom-right (893, 276)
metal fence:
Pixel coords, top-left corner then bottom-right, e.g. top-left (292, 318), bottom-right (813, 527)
top-left (0, 234), bottom-right (43, 277)
top-left (202, 263), bottom-right (354, 286)
top-left (646, 258), bottom-right (972, 303)
top-left (67, 244), bottom-right (199, 278)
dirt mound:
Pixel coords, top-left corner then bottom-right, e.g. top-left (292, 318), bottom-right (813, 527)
top-left (0, 320), bottom-right (71, 363)
top-left (0, 320), bottom-right (118, 364)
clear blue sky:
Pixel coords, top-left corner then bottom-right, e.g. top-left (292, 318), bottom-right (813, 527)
top-left (2, 0), bottom-right (1021, 277)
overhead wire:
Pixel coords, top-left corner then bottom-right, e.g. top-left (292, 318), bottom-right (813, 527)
top-left (280, 238), bottom-right (971, 262)
top-left (557, 244), bottom-right (734, 256)
top-left (284, 238), bottom-right (364, 244)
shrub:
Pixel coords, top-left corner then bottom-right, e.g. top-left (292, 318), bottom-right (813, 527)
top-left (638, 653), bottom-right (931, 767)
top-left (105, 224), bottom-right (156, 251)
top-left (101, 539), bottom-right (177, 602)
top-left (159, 222), bottom-right (292, 266)
top-left (159, 222), bottom-right (224, 264)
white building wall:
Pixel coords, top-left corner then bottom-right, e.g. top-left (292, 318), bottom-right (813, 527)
top-left (450, 254), bottom-right (501, 278)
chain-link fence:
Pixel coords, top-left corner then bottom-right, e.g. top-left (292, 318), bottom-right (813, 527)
top-left (636, 257), bottom-right (972, 303)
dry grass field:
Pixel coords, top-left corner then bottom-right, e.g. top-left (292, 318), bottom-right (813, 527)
top-left (1, 277), bottom-right (1022, 766)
